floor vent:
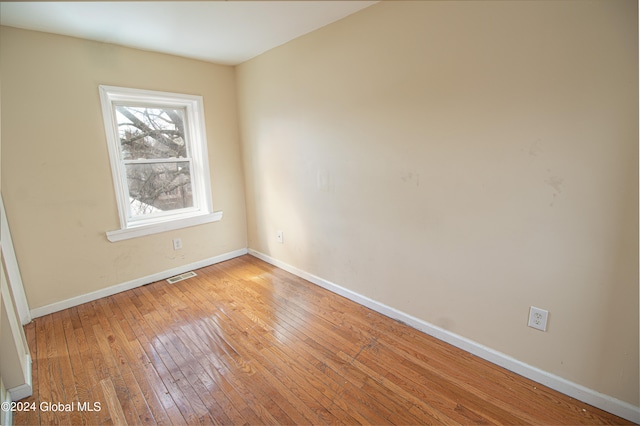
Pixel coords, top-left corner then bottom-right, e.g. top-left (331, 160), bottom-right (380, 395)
top-left (167, 271), bottom-right (197, 284)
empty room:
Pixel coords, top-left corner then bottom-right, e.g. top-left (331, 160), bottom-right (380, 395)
top-left (0, 0), bottom-right (638, 424)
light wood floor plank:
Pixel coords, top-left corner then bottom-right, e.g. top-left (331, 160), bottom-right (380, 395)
top-left (59, 309), bottom-right (101, 426)
top-left (100, 378), bottom-right (128, 426)
top-left (72, 304), bottom-right (114, 425)
top-left (129, 288), bottom-right (211, 424)
top-left (52, 310), bottom-right (84, 426)
top-left (199, 267), bottom-right (385, 424)
top-left (95, 299), bottom-right (159, 425)
top-left (161, 282), bottom-right (317, 425)
top-left (109, 293), bottom-right (187, 425)
top-left (13, 255), bottom-right (633, 425)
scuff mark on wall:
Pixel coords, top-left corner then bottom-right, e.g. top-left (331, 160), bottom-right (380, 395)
top-left (545, 170), bottom-right (564, 207)
top-left (545, 174), bottom-right (564, 193)
top-left (529, 139), bottom-right (542, 157)
top-left (401, 172), bottom-right (420, 187)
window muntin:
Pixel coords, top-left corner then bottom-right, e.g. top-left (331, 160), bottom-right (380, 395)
top-left (100, 86), bottom-right (213, 233)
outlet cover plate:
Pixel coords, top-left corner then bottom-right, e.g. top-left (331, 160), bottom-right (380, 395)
top-left (528, 306), bottom-right (549, 331)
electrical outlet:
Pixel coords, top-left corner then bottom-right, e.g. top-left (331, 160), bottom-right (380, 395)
top-left (276, 230), bottom-right (284, 244)
top-left (173, 238), bottom-right (182, 250)
top-left (528, 306), bottom-right (549, 331)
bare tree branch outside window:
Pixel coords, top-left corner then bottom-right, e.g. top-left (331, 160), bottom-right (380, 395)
top-left (115, 106), bottom-right (193, 216)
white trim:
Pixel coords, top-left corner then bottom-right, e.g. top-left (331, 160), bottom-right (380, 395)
top-left (2, 388), bottom-right (13, 426)
top-left (30, 248), bottom-right (247, 319)
top-left (8, 383), bottom-right (32, 402)
top-left (248, 248), bottom-right (640, 424)
top-left (7, 354), bottom-right (32, 401)
top-left (0, 195), bottom-right (31, 324)
top-left (106, 210), bottom-right (223, 242)
top-left (99, 85), bottom-right (214, 232)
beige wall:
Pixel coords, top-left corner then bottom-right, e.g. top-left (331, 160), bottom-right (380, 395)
top-left (237, 0), bottom-right (638, 405)
top-left (0, 26), bottom-right (247, 310)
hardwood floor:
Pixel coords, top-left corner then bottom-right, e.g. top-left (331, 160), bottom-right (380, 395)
top-left (14, 255), bottom-right (632, 425)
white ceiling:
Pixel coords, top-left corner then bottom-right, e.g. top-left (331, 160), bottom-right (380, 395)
top-left (0, 1), bottom-right (376, 65)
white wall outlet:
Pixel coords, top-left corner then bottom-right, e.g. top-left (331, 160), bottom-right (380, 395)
top-left (528, 306), bottom-right (549, 331)
top-left (276, 230), bottom-right (284, 244)
top-left (173, 238), bottom-right (182, 250)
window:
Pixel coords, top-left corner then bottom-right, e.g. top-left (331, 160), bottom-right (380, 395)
top-left (99, 85), bottom-right (221, 242)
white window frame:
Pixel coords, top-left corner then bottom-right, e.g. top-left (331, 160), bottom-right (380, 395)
top-left (99, 85), bottom-right (221, 242)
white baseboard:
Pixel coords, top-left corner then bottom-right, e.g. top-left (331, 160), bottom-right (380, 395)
top-left (248, 248), bottom-right (640, 424)
top-left (30, 248), bottom-right (248, 319)
top-left (8, 383), bottom-right (31, 402)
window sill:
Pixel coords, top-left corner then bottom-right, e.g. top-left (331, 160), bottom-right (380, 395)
top-left (106, 211), bottom-right (223, 242)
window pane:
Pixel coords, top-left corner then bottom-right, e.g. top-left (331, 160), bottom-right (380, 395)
top-left (116, 106), bottom-right (187, 160)
top-left (125, 162), bottom-right (193, 216)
